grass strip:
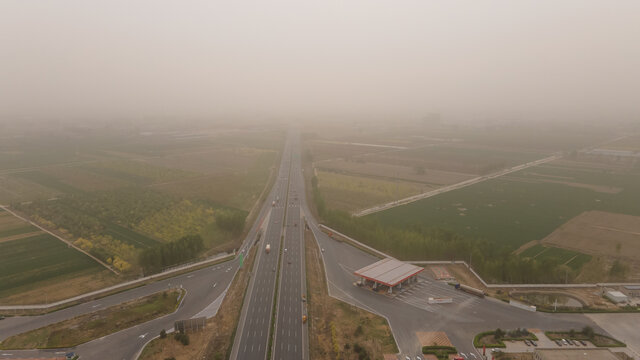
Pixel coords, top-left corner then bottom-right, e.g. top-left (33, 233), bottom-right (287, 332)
top-left (1, 289), bottom-right (183, 349)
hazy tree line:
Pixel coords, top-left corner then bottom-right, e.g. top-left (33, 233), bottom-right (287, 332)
top-left (13, 188), bottom-right (246, 274)
top-left (138, 234), bottom-right (204, 274)
top-left (312, 176), bottom-right (579, 284)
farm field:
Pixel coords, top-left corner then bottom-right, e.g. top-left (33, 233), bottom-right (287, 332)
top-left (368, 159), bottom-right (640, 250)
top-left (598, 134), bottom-right (640, 151)
top-left (304, 122), bottom-right (617, 215)
top-left (0, 210), bottom-right (38, 240)
top-left (362, 144), bottom-right (546, 175)
top-left (541, 211), bottom-right (640, 262)
top-left (0, 233), bottom-right (115, 304)
top-left (316, 170), bottom-right (426, 212)
top-left (316, 159), bottom-right (474, 186)
top-left (518, 244), bottom-right (592, 271)
top-left (0, 124), bottom-right (281, 300)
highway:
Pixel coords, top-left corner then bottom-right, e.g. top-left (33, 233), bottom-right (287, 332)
top-left (0, 131), bottom-right (626, 360)
top-left (231, 135), bottom-right (293, 360)
top-left (0, 257), bottom-right (239, 359)
top-left (272, 134), bottom-right (308, 360)
top-left (0, 134), bottom-right (291, 360)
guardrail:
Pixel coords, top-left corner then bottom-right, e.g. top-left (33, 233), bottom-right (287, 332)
top-left (0, 252), bottom-right (233, 311)
top-left (319, 225), bottom-right (640, 290)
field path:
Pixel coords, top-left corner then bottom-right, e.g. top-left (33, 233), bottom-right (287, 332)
top-left (0, 205), bottom-right (118, 274)
top-left (0, 230), bottom-right (44, 243)
top-left (353, 154), bottom-right (561, 217)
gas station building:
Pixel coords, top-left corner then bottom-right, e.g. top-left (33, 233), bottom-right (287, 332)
top-left (354, 258), bottom-right (424, 294)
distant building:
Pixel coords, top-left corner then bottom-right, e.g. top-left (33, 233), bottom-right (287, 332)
top-left (534, 348), bottom-right (619, 360)
top-left (605, 290), bottom-right (628, 303)
top-left (623, 285), bottom-right (640, 297)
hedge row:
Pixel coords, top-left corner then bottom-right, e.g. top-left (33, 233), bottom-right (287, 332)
top-left (544, 331), bottom-right (626, 348)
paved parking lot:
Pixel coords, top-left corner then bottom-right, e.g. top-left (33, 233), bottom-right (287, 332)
top-left (588, 313), bottom-right (640, 359)
top-left (395, 276), bottom-right (481, 313)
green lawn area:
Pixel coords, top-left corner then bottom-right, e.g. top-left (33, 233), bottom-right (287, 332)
top-left (369, 164), bottom-right (640, 249)
top-left (0, 290), bottom-right (182, 349)
top-left (0, 234), bottom-right (104, 298)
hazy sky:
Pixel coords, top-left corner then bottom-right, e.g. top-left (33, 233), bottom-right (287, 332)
top-left (1, 1), bottom-right (639, 123)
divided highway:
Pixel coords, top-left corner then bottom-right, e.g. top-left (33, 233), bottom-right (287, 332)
top-left (272, 134), bottom-right (307, 360)
top-left (231, 135), bottom-right (294, 359)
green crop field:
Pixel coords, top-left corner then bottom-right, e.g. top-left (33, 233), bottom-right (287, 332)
top-left (14, 171), bottom-right (82, 195)
top-left (368, 163), bottom-right (640, 249)
top-left (0, 225), bottom-right (38, 239)
top-left (519, 245), bottom-right (592, 271)
top-left (0, 234), bottom-right (104, 298)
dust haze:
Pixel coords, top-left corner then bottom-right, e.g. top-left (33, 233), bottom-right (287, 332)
top-left (1, 0), bottom-right (639, 124)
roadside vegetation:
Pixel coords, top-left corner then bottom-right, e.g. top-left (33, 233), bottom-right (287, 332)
top-left (0, 290), bottom-right (182, 349)
top-left (304, 123), bottom-right (640, 284)
top-left (309, 159), bottom-right (640, 284)
top-left (305, 229), bottom-right (398, 359)
top-left (474, 328), bottom-right (537, 348)
top-left (0, 125), bottom-right (280, 303)
top-left (421, 345), bottom-right (458, 359)
top-left (139, 239), bottom-right (258, 360)
top-left (545, 327), bottom-right (626, 347)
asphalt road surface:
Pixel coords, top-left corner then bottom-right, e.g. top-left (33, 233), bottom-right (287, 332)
top-left (302, 206), bottom-right (613, 359)
top-left (0, 258), bottom-right (238, 359)
top-left (231, 136), bottom-right (293, 360)
top-left (272, 134), bottom-right (308, 360)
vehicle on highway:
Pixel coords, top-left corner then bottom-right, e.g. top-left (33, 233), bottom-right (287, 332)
top-left (266, 243), bottom-right (271, 254)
